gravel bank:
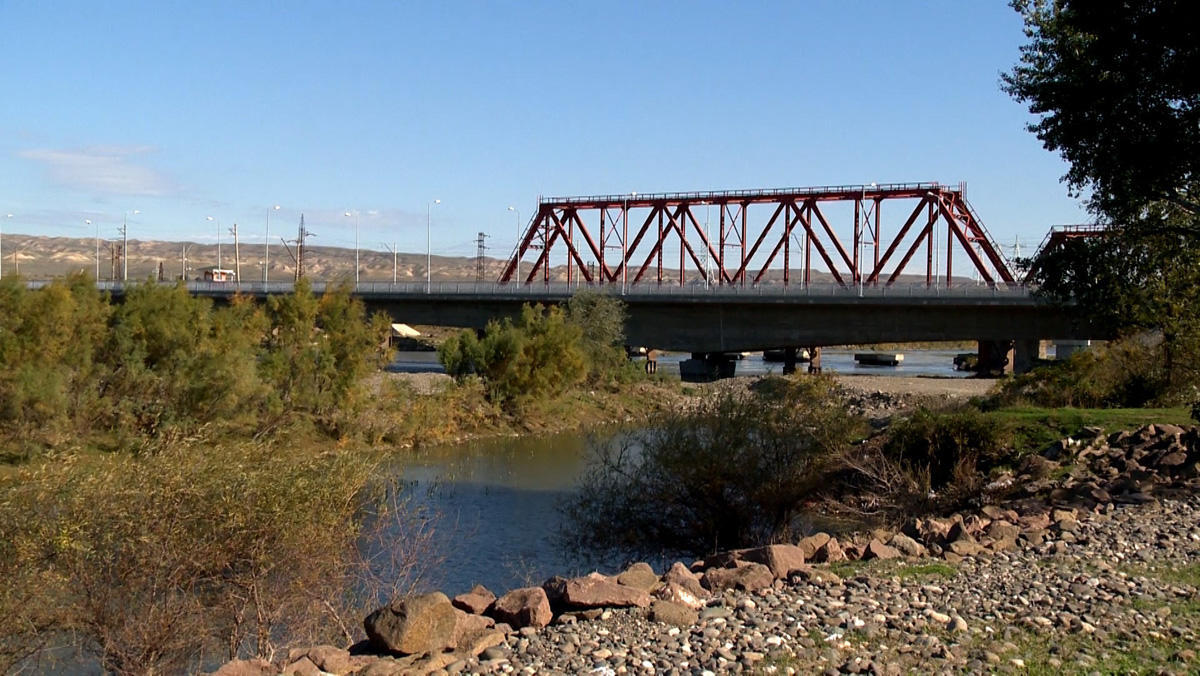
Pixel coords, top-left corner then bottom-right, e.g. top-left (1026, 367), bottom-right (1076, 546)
top-left (474, 494), bottom-right (1200, 675)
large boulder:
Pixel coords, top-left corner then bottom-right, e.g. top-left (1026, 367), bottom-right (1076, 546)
top-left (654, 581), bottom-right (706, 610)
top-left (862, 539), bottom-right (901, 561)
top-left (887, 533), bottom-right (927, 558)
top-left (211, 659), bottom-right (274, 676)
top-left (661, 562), bottom-right (710, 601)
top-left (488, 586), bottom-right (552, 628)
top-left (809, 537), bottom-right (847, 563)
top-left (797, 532), bottom-right (832, 560)
top-left (452, 584), bottom-right (496, 615)
top-left (649, 600), bottom-right (699, 627)
top-left (616, 562), bottom-right (660, 591)
top-left (364, 592), bottom-right (457, 656)
top-left (701, 562), bottom-right (774, 593)
top-left (740, 544), bottom-right (809, 579)
top-left (562, 575), bottom-right (652, 609)
top-left (305, 645), bottom-right (355, 674)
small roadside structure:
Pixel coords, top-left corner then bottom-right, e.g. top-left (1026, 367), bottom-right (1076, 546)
top-left (201, 267), bottom-right (236, 282)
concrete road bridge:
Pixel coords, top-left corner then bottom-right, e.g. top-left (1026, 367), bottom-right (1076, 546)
top-left (89, 280), bottom-right (1098, 374)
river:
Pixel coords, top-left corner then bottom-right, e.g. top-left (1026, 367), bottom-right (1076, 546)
top-left (390, 348), bottom-right (993, 379)
top-left (386, 348), bottom-right (984, 597)
top-left (393, 430), bottom-right (607, 596)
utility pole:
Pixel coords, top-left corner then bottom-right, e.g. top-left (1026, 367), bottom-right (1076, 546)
top-left (266, 205), bottom-right (280, 284)
top-left (383, 241), bottom-right (398, 284)
top-left (475, 232), bottom-right (489, 283)
top-left (230, 223), bottom-right (241, 286)
top-left (181, 244), bottom-right (189, 280)
top-left (280, 214), bottom-right (313, 281)
top-left (119, 219), bottom-right (128, 281)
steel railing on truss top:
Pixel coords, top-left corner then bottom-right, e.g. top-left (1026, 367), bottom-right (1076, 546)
top-left (540, 181), bottom-right (957, 206)
top-left (77, 279), bottom-right (1033, 300)
top-left (1029, 223), bottom-right (1108, 260)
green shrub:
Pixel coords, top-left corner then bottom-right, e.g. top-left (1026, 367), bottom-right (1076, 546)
top-left (988, 334), bottom-right (1176, 409)
top-left (0, 442), bottom-right (436, 674)
top-left (560, 375), bottom-right (866, 559)
top-left (439, 304), bottom-right (589, 409)
top-left (883, 407), bottom-right (1013, 489)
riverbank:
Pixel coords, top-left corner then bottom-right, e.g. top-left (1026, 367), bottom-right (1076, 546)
top-left (221, 422), bottom-right (1200, 675)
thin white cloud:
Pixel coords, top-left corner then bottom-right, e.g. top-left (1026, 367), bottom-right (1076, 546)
top-left (18, 145), bottom-right (176, 197)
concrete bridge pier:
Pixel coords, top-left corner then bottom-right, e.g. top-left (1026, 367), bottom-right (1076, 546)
top-left (978, 339), bottom-right (1045, 375)
top-left (679, 352), bottom-right (738, 382)
top-left (1013, 339), bottom-right (1047, 374)
top-left (808, 347), bottom-right (822, 374)
top-left (782, 347), bottom-right (799, 375)
top-left (977, 339), bottom-right (1014, 375)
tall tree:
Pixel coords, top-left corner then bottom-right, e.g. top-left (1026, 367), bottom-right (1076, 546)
top-left (1002, 0), bottom-right (1200, 224)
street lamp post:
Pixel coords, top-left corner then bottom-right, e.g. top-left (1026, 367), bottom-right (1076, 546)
top-left (507, 206), bottom-right (520, 283)
top-left (383, 242), bottom-right (398, 284)
top-left (426, 199), bottom-right (440, 293)
top-left (344, 210), bottom-right (360, 285)
top-left (265, 205), bottom-right (280, 283)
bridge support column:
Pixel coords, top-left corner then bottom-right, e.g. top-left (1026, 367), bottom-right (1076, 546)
top-left (782, 347), bottom-right (798, 375)
top-left (1012, 339), bottom-right (1046, 375)
top-left (808, 347), bottom-right (822, 374)
top-left (680, 352), bottom-right (738, 382)
top-left (977, 340), bottom-right (1014, 375)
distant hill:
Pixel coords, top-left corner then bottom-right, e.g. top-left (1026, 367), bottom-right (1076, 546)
top-left (0, 233), bottom-right (979, 287)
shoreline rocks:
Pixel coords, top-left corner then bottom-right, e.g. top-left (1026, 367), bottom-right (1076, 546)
top-left (214, 423), bottom-right (1200, 675)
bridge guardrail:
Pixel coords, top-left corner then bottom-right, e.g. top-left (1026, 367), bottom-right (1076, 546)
top-left (71, 280), bottom-right (1032, 299)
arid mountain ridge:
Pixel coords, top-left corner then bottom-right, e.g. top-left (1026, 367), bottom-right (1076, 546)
top-left (0, 233), bottom-right (970, 286)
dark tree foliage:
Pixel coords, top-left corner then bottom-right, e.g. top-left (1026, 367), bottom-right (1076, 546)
top-left (1002, 0), bottom-right (1200, 222)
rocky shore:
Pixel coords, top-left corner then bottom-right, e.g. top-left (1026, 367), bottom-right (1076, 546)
top-left (215, 423), bottom-right (1200, 675)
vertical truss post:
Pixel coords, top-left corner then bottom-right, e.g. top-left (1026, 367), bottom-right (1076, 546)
top-left (927, 200), bottom-right (935, 287)
top-left (740, 204), bottom-right (747, 287)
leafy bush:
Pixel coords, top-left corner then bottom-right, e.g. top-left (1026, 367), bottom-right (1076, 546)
top-left (882, 407), bottom-right (1013, 489)
top-left (0, 276), bottom-right (391, 451)
top-left (988, 334), bottom-right (1173, 409)
top-left (439, 304), bottom-right (588, 408)
top-left (560, 375), bottom-right (866, 559)
top-left (0, 442), bottom-right (437, 674)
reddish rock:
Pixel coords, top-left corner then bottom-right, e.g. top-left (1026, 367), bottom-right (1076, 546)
top-left (887, 533), bottom-right (927, 558)
top-left (649, 599), bottom-right (699, 627)
top-left (363, 591), bottom-right (457, 656)
top-left (862, 539), bottom-right (901, 561)
top-left (489, 586), bottom-right (552, 628)
top-left (282, 657), bottom-right (320, 676)
top-left (740, 544), bottom-right (809, 579)
top-left (452, 584), bottom-right (496, 615)
top-left (211, 659), bottom-right (274, 676)
top-left (797, 532), bottom-right (832, 560)
top-left (306, 645), bottom-right (354, 674)
top-left (562, 576), bottom-right (652, 609)
top-left (986, 520), bottom-right (1021, 542)
top-left (661, 561), bottom-right (710, 600)
top-left (452, 607), bottom-right (495, 645)
top-left (810, 537), bottom-right (847, 563)
top-left (654, 581), bottom-right (706, 610)
top-left (616, 562), bottom-right (660, 591)
top-left (701, 562), bottom-right (774, 593)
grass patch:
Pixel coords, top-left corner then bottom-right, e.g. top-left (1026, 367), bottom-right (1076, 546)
top-left (983, 406), bottom-right (1193, 453)
top-left (999, 626), bottom-right (1197, 675)
top-left (896, 562), bottom-right (957, 580)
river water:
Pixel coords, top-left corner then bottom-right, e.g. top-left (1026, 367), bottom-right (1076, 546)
top-left (393, 430), bottom-right (607, 596)
top-left (391, 348), bottom-right (979, 378)
top-left (387, 348), bottom-right (986, 595)
top-left (389, 348), bottom-right (985, 596)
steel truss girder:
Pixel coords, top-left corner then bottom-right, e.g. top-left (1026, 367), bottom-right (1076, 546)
top-left (497, 182), bottom-right (1017, 288)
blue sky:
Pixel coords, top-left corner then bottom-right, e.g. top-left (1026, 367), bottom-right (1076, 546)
top-left (0, 0), bottom-right (1087, 262)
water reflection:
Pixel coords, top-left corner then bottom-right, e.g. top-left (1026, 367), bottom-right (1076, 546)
top-left (388, 430), bottom-right (612, 596)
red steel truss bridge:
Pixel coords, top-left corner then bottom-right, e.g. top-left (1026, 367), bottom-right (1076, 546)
top-left (498, 181), bottom-right (1017, 288)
